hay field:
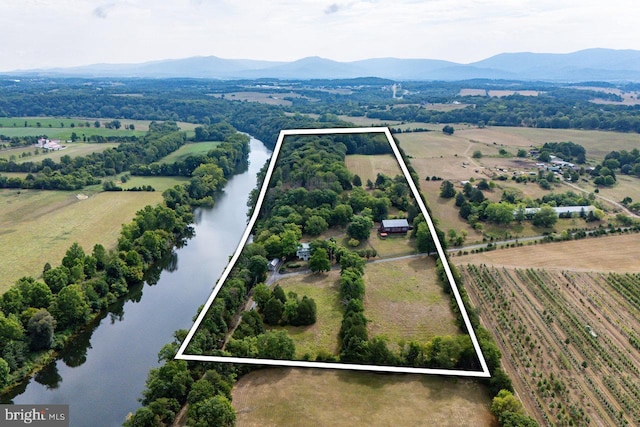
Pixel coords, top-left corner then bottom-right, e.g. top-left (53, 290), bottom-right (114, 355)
top-left (337, 115), bottom-right (401, 126)
top-left (0, 189), bottom-right (162, 291)
top-left (487, 90), bottom-right (540, 97)
top-left (457, 233), bottom-right (640, 273)
top-left (344, 154), bottom-right (402, 183)
top-left (232, 368), bottom-right (496, 427)
top-left (463, 127), bottom-right (640, 160)
top-left (421, 181), bottom-right (478, 240)
top-left (459, 89), bottom-right (487, 96)
top-left (563, 174), bottom-right (640, 208)
top-left (363, 257), bottom-right (459, 348)
top-left (119, 176), bottom-right (189, 192)
top-left (270, 270), bottom-right (344, 358)
top-left (0, 143), bottom-right (120, 163)
top-left (209, 92), bottom-right (303, 106)
top-left (368, 231), bottom-right (416, 258)
top-left (155, 141), bottom-right (222, 165)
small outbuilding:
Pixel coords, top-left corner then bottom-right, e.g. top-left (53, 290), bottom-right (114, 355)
top-left (379, 219), bottom-right (411, 234)
top-left (268, 258), bottom-right (279, 271)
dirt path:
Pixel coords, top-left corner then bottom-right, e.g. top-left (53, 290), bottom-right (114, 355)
top-left (562, 180), bottom-right (640, 218)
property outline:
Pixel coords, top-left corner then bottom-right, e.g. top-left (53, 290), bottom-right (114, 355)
top-left (176, 126), bottom-right (491, 378)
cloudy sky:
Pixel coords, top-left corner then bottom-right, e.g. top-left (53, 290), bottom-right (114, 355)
top-left (1, 0), bottom-right (638, 71)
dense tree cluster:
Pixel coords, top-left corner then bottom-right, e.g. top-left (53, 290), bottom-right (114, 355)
top-left (454, 179), bottom-right (599, 229)
top-left (539, 141), bottom-right (586, 164)
top-left (366, 89), bottom-right (640, 134)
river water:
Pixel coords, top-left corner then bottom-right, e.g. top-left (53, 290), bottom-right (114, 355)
top-left (1, 137), bottom-right (271, 426)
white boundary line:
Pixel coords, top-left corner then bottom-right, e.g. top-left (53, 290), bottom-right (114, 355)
top-left (176, 127), bottom-right (490, 378)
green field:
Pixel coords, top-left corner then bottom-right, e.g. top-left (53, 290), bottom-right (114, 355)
top-left (0, 189), bottom-right (163, 292)
top-left (155, 141), bottom-right (222, 165)
top-left (0, 117), bottom-right (199, 132)
top-left (119, 175), bottom-right (189, 192)
top-left (270, 270), bottom-right (344, 358)
top-left (232, 368), bottom-right (496, 427)
top-left (0, 142), bottom-right (120, 163)
top-left (363, 257), bottom-right (459, 349)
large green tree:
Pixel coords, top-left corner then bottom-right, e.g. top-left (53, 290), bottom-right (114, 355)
top-left (346, 215), bottom-right (373, 241)
top-left (49, 284), bottom-right (90, 328)
top-left (439, 180), bottom-right (456, 198)
top-left (305, 215), bottom-right (329, 236)
top-left (485, 202), bottom-right (515, 224)
top-left (532, 205), bottom-right (558, 228)
top-left (256, 330), bottom-right (295, 359)
top-left (27, 309), bottom-right (56, 350)
top-left (309, 248), bottom-right (331, 273)
top-left (187, 395), bottom-right (235, 427)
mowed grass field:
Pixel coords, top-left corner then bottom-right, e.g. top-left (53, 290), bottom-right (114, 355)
top-left (458, 126), bottom-right (640, 160)
top-left (0, 117), bottom-right (198, 132)
top-left (0, 188), bottom-right (164, 292)
top-left (363, 257), bottom-right (459, 349)
top-left (209, 92), bottom-right (302, 106)
top-left (155, 141), bottom-right (222, 165)
top-left (119, 176), bottom-right (189, 192)
top-left (270, 270), bottom-right (344, 358)
top-left (457, 233), bottom-right (640, 273)
top-left (0, 142), bottom-right (120, 163)
top-left (232, 368), bottom-right (496, 427)
top-left (344, 154), bottom-right (402, 183)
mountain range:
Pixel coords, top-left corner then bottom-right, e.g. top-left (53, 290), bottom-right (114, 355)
top-left (7, 48), bottom-right (640, 82)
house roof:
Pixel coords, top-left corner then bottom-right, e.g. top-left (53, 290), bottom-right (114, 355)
top-left (298, 242), bottom-right (310, 250)
top-left (381, 219), bottom-right (409, 228)
top-left (518, 206), bottom-right (594, 216)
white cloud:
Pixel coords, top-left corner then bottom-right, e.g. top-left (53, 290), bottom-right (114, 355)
top-left (93, 3), bottom-right (116, 18)
top-left (0, 0), bottom-right (638, 71)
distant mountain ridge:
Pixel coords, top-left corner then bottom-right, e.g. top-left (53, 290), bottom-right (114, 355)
top-left (6, 48), bottom-right (640, 82)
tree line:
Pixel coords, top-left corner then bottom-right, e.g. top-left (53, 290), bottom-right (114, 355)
top-left (0, 124), bottom-right (249, 425)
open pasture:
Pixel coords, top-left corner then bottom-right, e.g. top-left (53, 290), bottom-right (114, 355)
top-left (271, 270), bottom-right (344, 358)
top-left (462, 264), bottom-right (640, 426)
top-left (232, 368), bottom-right (495, 427)
top-left (209, 91), bottom-right (306, 106)
top-left (564, 174), bottom-right (640, 209)
top-left (345, 154), bottom-right (402, 183)
top-left (119, 175), bottom-right (189, 192)
top-left (0, 142), bottom-right (119, 163)
top-left (487, 90), bottom-right (540, 97)
top-left (367, 229), bottom-right (416, 258)
top-left (458, 233), bottom-right (640, 273)
top-left (155, 141), bottom-right (222, 165)
top-left (0, 189), bottom-right (162, 291)
top-left (459, 89), bottom-right (487, 96)
top-left (337, 115), bottom-right (401, 126)
top-left (421, 181), bottom-right (479, 240)
top-left (467, 127), bottom-right (640, 161)
top-left (363, 257), bottom-right (459, 348)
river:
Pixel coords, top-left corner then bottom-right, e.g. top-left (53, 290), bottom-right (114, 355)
top-left (1, 137), bottom-right (271, 427)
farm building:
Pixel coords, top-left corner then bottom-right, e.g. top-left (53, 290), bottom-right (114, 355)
top-left (296, 243), bottom-right (311, 261)
top-left (379, 219), bottom-right (412, 234)
top-left (268, 258), bottom-right (279, 271)
top-left (516, 206), bottom-right (595, 218)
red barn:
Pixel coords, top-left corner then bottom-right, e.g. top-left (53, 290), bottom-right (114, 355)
top-left (379, 219), bottom-right (411, 234)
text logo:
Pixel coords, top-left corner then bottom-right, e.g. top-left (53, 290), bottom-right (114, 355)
top-left (1, 405), bottom-right (69, 426)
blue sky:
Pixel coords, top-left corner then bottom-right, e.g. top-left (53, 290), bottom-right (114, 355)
top-left (1, 0), bottom-right (638, 71)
